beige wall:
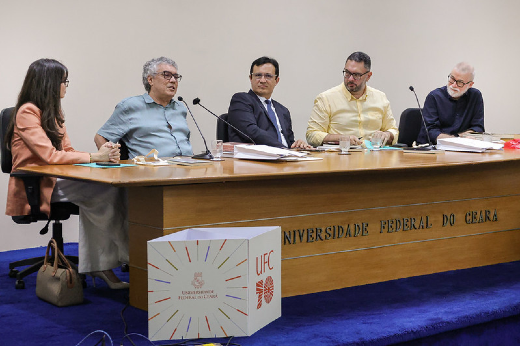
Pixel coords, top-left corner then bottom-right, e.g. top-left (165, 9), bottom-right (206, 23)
top-left (1, 0), bottom-right (519, 251)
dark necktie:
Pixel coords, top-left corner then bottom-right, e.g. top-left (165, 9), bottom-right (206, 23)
top-left (265, 99), bottom-right (282, 142)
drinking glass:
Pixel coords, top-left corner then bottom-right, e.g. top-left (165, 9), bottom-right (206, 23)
top-left (370, 136), bottom-right (383, 151)
top-left (482, 134), bottom-right (493, 142)
top-left (211, 140), bottom-right (223, 160)
top-left (339, 135), bottom-right (350, 155)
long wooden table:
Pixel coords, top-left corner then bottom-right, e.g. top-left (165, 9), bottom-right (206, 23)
top-left (20, 150), bottom-right (520, 311)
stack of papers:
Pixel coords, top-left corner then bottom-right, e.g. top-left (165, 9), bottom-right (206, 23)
top-left (222, 142), bottom-right (249, 158)
top-left (234, 144), bottom-right (321, 161)
top-left (316, 144), bottom-right (363, 151)
top-left (167, 157), bottom-right (212, 166)
top-left (436, 138), bottom-right (503, 152)
top-left (223, 142), bottom-right (249, 152)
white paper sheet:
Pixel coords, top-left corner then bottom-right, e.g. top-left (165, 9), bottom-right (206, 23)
top-left (437, 138), bottom-right (503, 152)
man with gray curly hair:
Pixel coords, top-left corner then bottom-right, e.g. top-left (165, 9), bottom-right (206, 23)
top-left (95, 57), bottom-right (193, 158)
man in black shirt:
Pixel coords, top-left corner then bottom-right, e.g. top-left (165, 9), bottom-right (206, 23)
top-left (417, 62), bottom-right (484, 144)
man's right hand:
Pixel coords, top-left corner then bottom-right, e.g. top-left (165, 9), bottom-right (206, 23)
top-left (291, 139), bottom-right (313, 149)
top-left (349, 135), bottom-right (363, 145)
top-left (322, 134), bottom-right (362, 146)
top-left (437, 133), bottom-right (455, 140)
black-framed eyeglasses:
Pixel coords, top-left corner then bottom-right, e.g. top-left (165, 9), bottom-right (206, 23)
top-left (251, 73), bottom-right (277, 81)
top-left (343, 69), bottom-right (369, 80)
top-left (62, 80), bottom-right (69, 87)
top-left (448, 74), bottom-right (471, 88)
top-left (157, 71), bottom-right (182, 82)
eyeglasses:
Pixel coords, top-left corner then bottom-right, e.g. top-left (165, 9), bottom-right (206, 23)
top-left (62, 80), bottom-right (69, 87)
top-left (448, 74), bottom-right (472, 88)
top-left (157, 71), bottom-right (182, 82)
top-left (343, 69), bottom-right (369, 80)
top-left (251, 73), bottom-right (277, 81)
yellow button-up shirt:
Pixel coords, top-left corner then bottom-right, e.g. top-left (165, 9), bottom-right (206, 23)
top-left (306, 83), bottom-right (398, 146)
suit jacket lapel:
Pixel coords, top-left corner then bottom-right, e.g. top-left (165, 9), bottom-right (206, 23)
top-left (272, 101), bottom-right (286, 134)
top-left (248, 89), bottom-right (277, 127)
top-left (248, 89), bottom-right (265, 112)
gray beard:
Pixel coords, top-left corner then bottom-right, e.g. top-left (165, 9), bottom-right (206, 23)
top-left (447, 86), bottom-right (467, 98)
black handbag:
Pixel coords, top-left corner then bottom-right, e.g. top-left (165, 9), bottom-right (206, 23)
top-left (35, 239), bottom-right (83, 307)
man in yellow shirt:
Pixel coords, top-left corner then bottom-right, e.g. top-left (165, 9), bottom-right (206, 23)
top-left (306, 52), bottom-right (398, 147)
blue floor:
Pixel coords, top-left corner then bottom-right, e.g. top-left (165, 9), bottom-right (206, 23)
top-left (1, 243), bottom-right (520, 346)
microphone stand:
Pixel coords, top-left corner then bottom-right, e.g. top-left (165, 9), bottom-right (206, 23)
top-left (409, 86), bottom-right (436, 151)
top-left (193, 97), bottom-right (256, 145)
top-left (178, 96), bottom-right (213, 160)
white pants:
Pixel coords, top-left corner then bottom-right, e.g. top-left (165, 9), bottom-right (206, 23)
top-left (51, 179), bottom-right (129, 273)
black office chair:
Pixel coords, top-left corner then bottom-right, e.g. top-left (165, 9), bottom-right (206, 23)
top-left (0, 107), bottom-right (82, 289)
top-left (216, 113), bottom-right (229, 142)
top-left (397, 108), bottom-right (423, 147)
top-left (119, 139), bottom-right (129, 160)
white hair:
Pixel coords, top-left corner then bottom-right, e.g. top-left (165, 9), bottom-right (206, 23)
top-left (454, 62), bottom-right (475, 81)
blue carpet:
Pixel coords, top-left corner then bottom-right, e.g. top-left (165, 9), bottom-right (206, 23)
top-left (1, 243), bottom-right (520, 345)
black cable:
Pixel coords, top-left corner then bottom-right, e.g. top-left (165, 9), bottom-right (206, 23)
top-left (93, 334), bottom-right (106, 346)
top-left (120, 298), bottom-right (137, 346)
top-left (118, 294), bottom-right (242, 346)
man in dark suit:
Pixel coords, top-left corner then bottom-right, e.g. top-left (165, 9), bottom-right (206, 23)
top-left (227, 56), bottom-right (310, 148)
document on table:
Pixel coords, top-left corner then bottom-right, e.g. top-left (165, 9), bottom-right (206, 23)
top-left (166, 157), bottom-right (212, 166)
top-left (316, 144), bottom-right (363, 151)
top-left (436, 138), bottom-right (503, 152)
top-left (234, 144), bottom-right (321, 161)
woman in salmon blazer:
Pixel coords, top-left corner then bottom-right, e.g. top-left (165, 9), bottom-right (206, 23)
top-left (5, 58), bottom-right (128, 289)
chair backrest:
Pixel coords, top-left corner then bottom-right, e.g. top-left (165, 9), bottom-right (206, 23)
top-left (119, 140), bottom-right (129, 160)
top-left (216, 113), bottom-right (229, 142)
top-left (0, 107), bottom-right (15, 173)
top-left (397, 108), bottom-right (423, 147)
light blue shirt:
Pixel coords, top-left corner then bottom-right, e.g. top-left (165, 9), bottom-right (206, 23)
top-left (97, 93), bottom-right (193, 158)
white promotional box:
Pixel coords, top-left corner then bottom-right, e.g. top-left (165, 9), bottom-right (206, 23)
top-left (147, 226), bottom-right (281, 341)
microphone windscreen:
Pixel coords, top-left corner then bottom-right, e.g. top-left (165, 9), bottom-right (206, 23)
top-left (193, 98), bottom-right (200, 105)
top-left (177, 96), bottom-right (184, 102)
top-left (409, 86), bottom-right (414, 91)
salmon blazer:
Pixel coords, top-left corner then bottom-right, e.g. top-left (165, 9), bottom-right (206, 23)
top-left (6, 103), bottom-right (89, 216)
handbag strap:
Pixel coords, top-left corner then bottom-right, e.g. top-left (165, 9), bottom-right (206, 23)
top-left (42, 239), bottom-right (59, 274)
top-left (43, 239), bottom-right (76, 288)
top-left (56, 248), bottom-right (76, 288)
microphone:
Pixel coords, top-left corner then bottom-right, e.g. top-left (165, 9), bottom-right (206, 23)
top-left (177, 96), bottom-right (214, 160)
top-left (192, 97), bottom-right (256, 145)
top-left (409, 86), bottom-right (436, 150)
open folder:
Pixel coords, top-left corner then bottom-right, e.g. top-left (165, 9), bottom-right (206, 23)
top-left (234, 144), bottom-right (321, 161)
top-left (436, 137), bottom-right (503, 152)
